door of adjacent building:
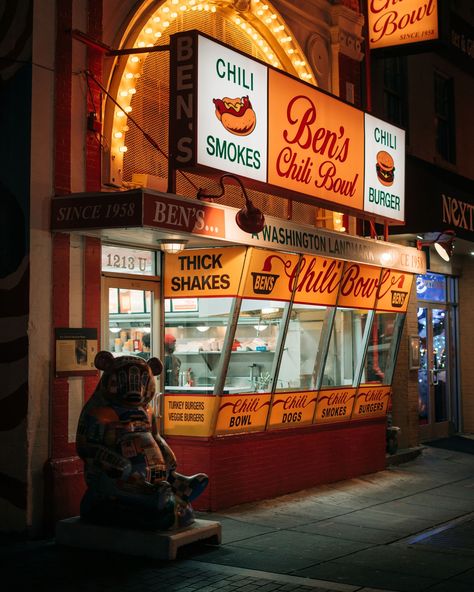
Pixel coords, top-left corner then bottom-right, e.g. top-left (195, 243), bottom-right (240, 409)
top-left (416, 273), bottom-right (458, 441)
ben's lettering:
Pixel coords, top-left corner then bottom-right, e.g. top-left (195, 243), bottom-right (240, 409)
top-left (276, 95), bottom-right (358, 199)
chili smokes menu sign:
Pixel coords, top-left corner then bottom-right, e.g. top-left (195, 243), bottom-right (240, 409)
top-left (170, 30), bottom-right (406, 224)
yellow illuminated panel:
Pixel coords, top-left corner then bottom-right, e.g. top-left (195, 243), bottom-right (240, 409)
top-left (215, 393), bottom-right (271, 435)
top-left (240, 248), bottom-right (300, 301)
top-left (368, 0), bottom-right (439, 50)
top-left (163, 247), bottom-right (247, 299)
top-left (268, 69), bottom-right (364, 210)
top-left (314, 388), bottom-right (356, 423)
top-left (163, 395), bottom-right (217, 437)
top-left (268, 391), bottom-right (318, 429)
top-left (337, 263), bottom-right (382, 310)
top-left (292, 255), bottom-right (343, 306)
top-left (352, 385), bottom-right (391, 419)
top-left (375, 270), bottom-right (413, 312)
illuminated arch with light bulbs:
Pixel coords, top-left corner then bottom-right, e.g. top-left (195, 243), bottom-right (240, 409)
top-left (105, 0), bottom-right (317, 189)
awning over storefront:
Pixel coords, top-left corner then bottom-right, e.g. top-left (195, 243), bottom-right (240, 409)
top-left (51, 189), bottom-right (425, 274)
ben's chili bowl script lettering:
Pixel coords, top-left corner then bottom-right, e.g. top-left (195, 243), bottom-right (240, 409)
top-left (262, 254), bottom-right (407, 304)
top-left (275, 95), bottom-right (359, 199)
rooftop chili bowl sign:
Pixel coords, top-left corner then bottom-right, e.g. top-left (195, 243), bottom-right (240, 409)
top-left (170, 30), bottom-right (406, 224)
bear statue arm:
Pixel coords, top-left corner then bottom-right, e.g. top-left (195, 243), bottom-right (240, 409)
top-left (151, 411), bottom-right (177, 469)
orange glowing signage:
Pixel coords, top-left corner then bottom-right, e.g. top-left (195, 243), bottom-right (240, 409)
top-left (337, 263), bottom-right (383, 309)
top-left (315, 388), bottom-right (357, 423)
top-left (352, 385), bottom-right (391, 419)
top-left (368, 0), bottom-right (439, 50)
top-left (240, 249), bottom-right (299, 301)
top-left (292, 255), bottom-right (344, 306)
top-left (375, 270), bottom-right (413, 312)
top-left (268, 69), bottom-right (364, 211)
top-left (163, 246), bottom-right (247, 298)
top-left (215, 393), bottom-right (271, 434)
top-left (268, 391), bottom-right (318, 429)
top-left (170, 31), bottom-right (406, 224)
top-left (163, 395), bottom-right (217, 436)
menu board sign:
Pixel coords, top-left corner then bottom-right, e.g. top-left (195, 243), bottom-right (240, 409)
top-left (315, 388), bottom-right (357, 423)
top-left (163, 394), bottom-right (216, 437)
top-left (163, 246), bottom-right (247, 298)
top-left (215, 393), bottom-right (271, 435)
top-left (367, 0), bottom-right (439, 50)
top-left (169, 31), bottom-right (406, 224)
top-left (352, 385), bottom-right (391, 419)
top-left (268, 391), bottom-right (318, 429)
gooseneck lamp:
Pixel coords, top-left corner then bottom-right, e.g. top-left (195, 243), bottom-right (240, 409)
top-left (197, 174), bottom-right (265, 234)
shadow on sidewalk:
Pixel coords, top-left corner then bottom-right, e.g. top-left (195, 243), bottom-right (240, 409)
top-left (425, 435), bottom-right (474, 455)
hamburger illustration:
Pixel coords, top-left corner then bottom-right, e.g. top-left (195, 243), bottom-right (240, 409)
top-left (213, 96), bottom-right (256, 136)
top-left (375, 150), bottom-right (395, 186)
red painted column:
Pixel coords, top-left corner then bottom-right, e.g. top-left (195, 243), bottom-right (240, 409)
top-left (83, 236), bottom-right (101, 402)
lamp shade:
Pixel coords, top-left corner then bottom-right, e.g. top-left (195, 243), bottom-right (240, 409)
top-left (157, 239), bottom-right (188, 254)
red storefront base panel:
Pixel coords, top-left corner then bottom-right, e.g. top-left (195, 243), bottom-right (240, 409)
top-left (167, 418), bottom-right (387, 512)
top-left (43, 419), bottom-right (386, 527)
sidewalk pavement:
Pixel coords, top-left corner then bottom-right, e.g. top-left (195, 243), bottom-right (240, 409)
top-left (1, 436), bottom-right (474, 592)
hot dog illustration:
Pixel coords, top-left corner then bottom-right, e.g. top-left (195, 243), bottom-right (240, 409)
top-left (213, 96), bottom-right (257, 136)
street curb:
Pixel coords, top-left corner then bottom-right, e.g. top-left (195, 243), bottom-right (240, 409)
top-left (385, 446), bottom-right (423, 466)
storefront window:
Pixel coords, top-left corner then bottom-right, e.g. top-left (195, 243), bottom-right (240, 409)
top-left (107, 287), bottom-right (153, 357)
top-left (164, 297), bottom-right (233, 392)
top-left (322, 308), bottom-right (370, 388)
top-left (363, 311), bottom-right (404, 385)
top-left (276, 303), bottom-right (328, 391)
top-left (416, 273), bottom-right (447, 302)
top-left (225, 300), bottom-right (284, 394)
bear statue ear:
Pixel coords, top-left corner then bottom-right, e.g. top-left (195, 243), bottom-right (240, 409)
top-left (94, 350), bottom-right (115, 372)
top-left (148, 357), bottom-right (163, 376)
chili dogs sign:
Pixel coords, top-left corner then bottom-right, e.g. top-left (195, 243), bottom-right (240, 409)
top-left (368, 0), bottom-right (439, 50)
top-left (170, 31), bottom-right (405, 223)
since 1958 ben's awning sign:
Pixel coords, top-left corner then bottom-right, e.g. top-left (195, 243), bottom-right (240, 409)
top-left (169, 31), bottom-right (406, 224)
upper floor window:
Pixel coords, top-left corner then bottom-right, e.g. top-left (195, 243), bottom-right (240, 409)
top-left (434, 73), bottom-right (456, 163)
top-left (383, 57), bottom-right (407, 129)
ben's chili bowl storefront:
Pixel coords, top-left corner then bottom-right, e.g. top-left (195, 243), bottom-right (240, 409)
top-left (51, 189), bottom-right (425, 510)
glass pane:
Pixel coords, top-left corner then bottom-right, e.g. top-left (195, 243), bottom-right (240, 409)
top-left (225, 300), bottom-right (284, 393)
top-left (433, 308), bottom-right (448, 422)
top-left (164, 297), bottom-right (233, 391)
top-left (416, 273), bottom-right (447, 302)
top-left (418, 307), bottom-right (429, 424)
top-left (322, 308), bottom-right (369, 388)
top-left (276, 303), bottom-right (328, 391)
top-left (363, 312), bottom-right (403, 385)
top-left (107, 288), bottom-right (153, 358)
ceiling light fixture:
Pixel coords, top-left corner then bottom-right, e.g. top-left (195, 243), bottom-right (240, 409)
top-left (197, 174), bottom-right (265, 234)
top-left (157, 239), bottom-right (188, 254)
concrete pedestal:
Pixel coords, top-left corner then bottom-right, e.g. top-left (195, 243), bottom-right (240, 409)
top-left (56, 517), bottom-right (221, 560)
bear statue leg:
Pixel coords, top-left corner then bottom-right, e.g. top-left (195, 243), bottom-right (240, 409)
top-left (169, 471), bottom-right (209, 502)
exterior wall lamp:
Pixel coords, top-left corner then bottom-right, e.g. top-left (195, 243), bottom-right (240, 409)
top-left (417, 231), bottom-right (455, 262)
top-left (197, 174), bottom-right (265, 234)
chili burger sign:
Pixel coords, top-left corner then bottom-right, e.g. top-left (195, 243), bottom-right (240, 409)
top-left (170, 31), bottom-right (405, 224)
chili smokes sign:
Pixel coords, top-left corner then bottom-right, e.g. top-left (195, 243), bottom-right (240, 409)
top-left (170, 30), bottom-right (405, 224)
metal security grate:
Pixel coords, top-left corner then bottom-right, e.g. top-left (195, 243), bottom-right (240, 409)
top-left (121, 11), bottom-right (320, 226)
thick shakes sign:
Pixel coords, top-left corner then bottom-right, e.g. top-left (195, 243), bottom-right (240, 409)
top-left (170, 31), bottom-right (406, 224)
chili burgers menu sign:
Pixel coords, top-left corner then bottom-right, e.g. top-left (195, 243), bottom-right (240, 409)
top-left (170, 31), bottom-right (406, 224)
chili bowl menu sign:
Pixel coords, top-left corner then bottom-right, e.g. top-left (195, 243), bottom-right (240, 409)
top-left (368, 0), bottom-right (439, 50)
top-left (170, 31), bottom-right (406, 224)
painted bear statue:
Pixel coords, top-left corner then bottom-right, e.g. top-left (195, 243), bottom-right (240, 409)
top-left (76, 351), bottom-right (208, 530)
